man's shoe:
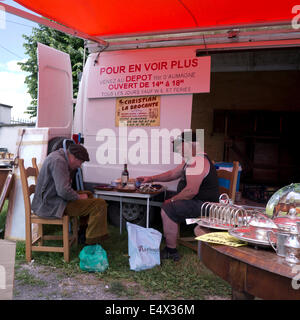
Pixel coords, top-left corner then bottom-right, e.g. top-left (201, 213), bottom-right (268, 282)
top-left (78, 228), bottom-right (86, 245)
top-left (160, 247), bottom-right (181, 262)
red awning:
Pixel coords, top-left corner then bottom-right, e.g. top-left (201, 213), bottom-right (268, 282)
top-left (14, 0), bottom-right (296, 38)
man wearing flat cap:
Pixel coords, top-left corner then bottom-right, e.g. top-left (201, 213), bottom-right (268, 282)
top-left (32, 144), bottom-right (107, 245)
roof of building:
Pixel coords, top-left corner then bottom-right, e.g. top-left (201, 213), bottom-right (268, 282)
top-left (0, 103), bottom-right (13, 109)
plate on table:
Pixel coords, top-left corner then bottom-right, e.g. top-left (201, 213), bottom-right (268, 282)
top-left (115, 186), bottom-right (137, 193)
top-left (94, 184), bottom-right (114, 191)
top-left (137, 184), bottom-right (164, 194)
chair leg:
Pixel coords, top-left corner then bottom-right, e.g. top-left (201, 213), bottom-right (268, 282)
top-left (25, 238), bottom-right (32, 263)
top-left (72, 217), bottom-right (78, 246)
top-left (38, 224), bottom-right (43, 246)
top-left (63, 217), bottom-right (70, 263)
top-left (25, 222), bottom-right (32, 263)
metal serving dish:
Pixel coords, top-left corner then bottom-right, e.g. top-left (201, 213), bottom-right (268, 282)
top-left (273, 214), bottom-right (300, 232)
top-left (196, 218), bottom-right (237, 231)
top-left (229, 226), bottom-right (278, 248)
top-left (197, 194), bottom-right (253, 231)
top-left (229, 211), bottom-right (279, 247)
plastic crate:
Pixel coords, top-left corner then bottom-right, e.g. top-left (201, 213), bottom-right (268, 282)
top-left (214, 162), bottom-right (242, 192)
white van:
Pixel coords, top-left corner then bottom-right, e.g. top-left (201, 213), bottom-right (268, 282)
top-left (33, 43), bottom-right (207, 227)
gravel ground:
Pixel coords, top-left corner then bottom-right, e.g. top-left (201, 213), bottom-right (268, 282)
top-left (13, 263), bottom-right (230, 300)
top-left (13, 263), bottom-right (165, 300)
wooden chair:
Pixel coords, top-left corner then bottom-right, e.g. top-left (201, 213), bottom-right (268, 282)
top-left (177, 161), bottom-right (240, 252)
top-left (19, 158), bottom-right (78, 263)
top-left (217, 161), bottom-right (240, 203)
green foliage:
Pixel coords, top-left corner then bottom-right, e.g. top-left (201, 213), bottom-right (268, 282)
top-left (18, 25), bottom-right (86, 118)
top-left (0, 200), bottom-right (8, 238)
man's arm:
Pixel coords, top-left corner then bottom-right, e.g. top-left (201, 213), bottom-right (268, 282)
top-left (51, 159), bottom-right (79, 201)
top-left (170, 156), bottom-right (209, 201)
top-left (152, 162), bottom-right (185, 182)
top-left (137, 161), bottom-right (185, 183)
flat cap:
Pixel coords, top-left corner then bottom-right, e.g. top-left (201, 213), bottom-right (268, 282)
top-left (68, 144), bottom-right (90, 162)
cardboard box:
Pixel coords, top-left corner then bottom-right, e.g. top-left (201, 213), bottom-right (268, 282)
top-left (0, 239), bottom-right (16, 300)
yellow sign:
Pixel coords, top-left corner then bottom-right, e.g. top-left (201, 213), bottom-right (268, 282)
top-left (196, 232), bottom-right (247, 247)
top-left (115, 96), bottom-right (160, 127)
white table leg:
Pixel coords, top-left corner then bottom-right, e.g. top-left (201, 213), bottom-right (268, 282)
top-left (146, 197), bottom-right (150, 228)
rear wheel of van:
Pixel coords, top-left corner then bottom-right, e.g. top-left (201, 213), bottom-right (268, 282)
top-left (107, 202), bottom-right (156, 228)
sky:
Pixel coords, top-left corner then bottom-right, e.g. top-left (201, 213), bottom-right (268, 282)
top-left (0, 0), bottom-right (38, 121)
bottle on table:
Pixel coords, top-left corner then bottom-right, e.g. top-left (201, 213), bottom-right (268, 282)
top-left (121, 163), bottom-right (129, 187)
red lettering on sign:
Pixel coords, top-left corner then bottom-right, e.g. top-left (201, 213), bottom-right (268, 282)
top-left (170, 58), bottom-right (199, 69)
top-left (125, 74), bottom-right (152, 82)
top-left (108, 82), bottom-right (138, 90)
top-left (129, 64), bottom-right (142, 72)
top-left (144, 62), bottom-right (168, 71)
top-left (100, 65), bottom-right (126, 75)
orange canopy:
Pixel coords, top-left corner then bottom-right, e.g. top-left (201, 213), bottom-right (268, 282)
top-left (15, 0), bottom-right (296, 38)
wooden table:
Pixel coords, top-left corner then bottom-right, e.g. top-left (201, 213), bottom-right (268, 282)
top-left (194, 225), bottom-right (300, 300)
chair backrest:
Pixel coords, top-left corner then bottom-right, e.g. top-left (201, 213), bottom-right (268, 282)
top-left (217, 161), bottom-right (239, 202)
top-left (19, 158), bottom-right (39, 217)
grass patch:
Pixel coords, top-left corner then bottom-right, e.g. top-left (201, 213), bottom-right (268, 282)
top-left (107, 280), bottom-right (139, 297)
top-left (15, 267), bottom-right (47, 287)
top-left (15, 223), bottom-right (231, 300)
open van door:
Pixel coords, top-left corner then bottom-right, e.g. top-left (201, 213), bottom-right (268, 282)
top-left (37, 43), bottom-right (73, 141)
top-left (4, 44), bottom-right (74, 241)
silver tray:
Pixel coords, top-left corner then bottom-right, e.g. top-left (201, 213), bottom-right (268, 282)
top-left (229, 226), bottom-right (277, 248)
top-left (196, 218), bottom-right (235, 231)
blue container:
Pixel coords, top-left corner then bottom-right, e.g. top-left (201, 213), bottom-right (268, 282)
top-left (214, 162), bottom-right (242, 192)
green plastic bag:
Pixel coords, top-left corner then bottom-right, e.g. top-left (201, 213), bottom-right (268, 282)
top-left (79, 244), bottom-right (109, 272)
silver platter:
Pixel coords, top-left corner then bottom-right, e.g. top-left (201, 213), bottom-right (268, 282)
top-left (196, 218), bottom-right (234, 231)
top-left (229, 226), bottom-right (277, 248)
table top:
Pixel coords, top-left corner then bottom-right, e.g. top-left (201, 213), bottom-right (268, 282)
top-left (194, 225), bottom-right (297, 280)
top-left (0, 167), bottom-right (13, 170)
top-left (94, 188), bottom-right (165, 199)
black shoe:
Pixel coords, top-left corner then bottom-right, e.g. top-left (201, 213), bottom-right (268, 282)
top-left (160, 247), bottom-right (181, 262)
top-left (78, 228), bottom-right (86, 245)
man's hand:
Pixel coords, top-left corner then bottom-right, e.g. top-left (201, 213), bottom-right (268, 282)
top-left (164, 198), bottom-right (174, 205)
top-left (78, 193), bottom-right (88, 200)
top-left (136, 176), bottom-right (153, 183)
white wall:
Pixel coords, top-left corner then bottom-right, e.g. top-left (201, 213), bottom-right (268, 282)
top-left (0, 125), bottom-right (32, 154)
top-left (0, 106), bottom-right (11, 125)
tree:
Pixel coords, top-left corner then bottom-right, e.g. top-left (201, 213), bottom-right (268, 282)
top-left (18, 25), bottom-right (86, 118)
